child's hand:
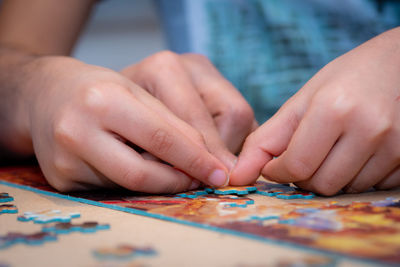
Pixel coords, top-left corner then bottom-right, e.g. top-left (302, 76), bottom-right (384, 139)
top-left (231, 27), bottom-right (400, 196)
top-left (21, 55), bottom-right (252, 193)
top-left (121, 52), bottom-right (257, 168)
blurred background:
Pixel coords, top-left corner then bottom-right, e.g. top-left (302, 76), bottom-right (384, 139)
top-left (73, 0), bottom-right (165, 71)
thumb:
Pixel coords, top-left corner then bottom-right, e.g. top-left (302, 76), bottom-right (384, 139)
top-left (229, 101), bottom-right (303, 185)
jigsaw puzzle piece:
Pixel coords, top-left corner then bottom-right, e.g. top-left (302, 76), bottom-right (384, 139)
top-left (18, 210), bottom-right (80, 224)
top-left (275, 190), bottom-right (315, 200)
top-left (0, 231), bottom-right (57, 249)
top-left (0, 204), bottom-right (18, 214)
top-left (246, 215), bottom-right (280, 221)
top-left (93, 244), bottom-right (156, 260)
top-left (0, 193), bottom-right (13, 203)
top-left (255, 181), bottom-right (315, 199)
top-left (224, 199), bottom-right (255, 208)
top-left (42, 221), bottom-right (110, 234)
top-left (208, 185), bottom-right (257, 195)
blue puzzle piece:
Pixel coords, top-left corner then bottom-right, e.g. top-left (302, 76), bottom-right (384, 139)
top-left (246, 215), bottom-right (280, 221)
top-left (208, 186), bottom-right (257, 195)
top-left (0, 204), bottom-right (18, 214)
top-left (225, 199), bottom-right (255, 208)
top-left (18, 210), bottom-right (80, 224)
top-left (275, 191), bottom-right (315, 200)
top-left (0, 193), bottom-right (13, 203)
top-left (42, 221), bottom-right (110, 234)
top-left (0, 231), bottom-right (57, 249)
top-left (255, 182), bottom-right (315, 199)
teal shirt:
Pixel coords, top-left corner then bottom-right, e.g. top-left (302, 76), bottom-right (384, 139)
top-left (158, 0), bottom-right (400, 122)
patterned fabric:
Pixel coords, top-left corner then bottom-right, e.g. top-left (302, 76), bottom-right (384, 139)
top-left (158, 0), bottom-right (400, 122)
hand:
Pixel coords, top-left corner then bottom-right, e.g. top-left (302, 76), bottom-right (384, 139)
top-left (21, 56), bottom-right (233, 193)
top-left (230, 27), bottom-right (400, 196)
top-left (121, 51), bottom-right (257, 169)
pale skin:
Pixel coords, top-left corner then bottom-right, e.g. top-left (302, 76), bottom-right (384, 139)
top-left (231, 27), bottom-right (400, 196)
top-left (0, 0), bottom-right (256, 193)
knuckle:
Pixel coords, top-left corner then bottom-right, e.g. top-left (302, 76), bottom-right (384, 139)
top-left (284, 158), bottom-right (313, 181)
top-left (47, 176), bottom-right (74, 192)
top-left (183, 53), bottom-right (210, 64)
top-left (149, 50), bottom-right (180, 68)
top-left (223, 103), bottom-right (255, 128)
top-left (53, 114), bottom-right (78, 147)
top-left (314, 180), bottom-right (340, 196)
top-left (192, 131), bottom-right (207, 148)
top-left (245, 132), bottom-right (259, 146)
top-left (314, 89), bottom-right (355, 121)
top-left (366, 111), bottom-right (393, 142)
top-left (163, 180), bottom-right (183, 194)
top-left (122, 168), bottom-right (147, 191)
top-left (52, 154), bottom-right (75, 178)
top-left (150, 129), bottom-right (174, 155)
top-left (80, 85), bottom-right (110, 115)
top-left (186, 155), bottom-right (206, 176)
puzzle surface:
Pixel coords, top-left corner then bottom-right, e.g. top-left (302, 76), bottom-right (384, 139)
top-left (0, 166), bottom-right (399, 265)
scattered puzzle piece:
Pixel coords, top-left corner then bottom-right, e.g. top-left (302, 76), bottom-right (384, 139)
top-left (18, 209), bottom-right (80, 224)
top-left (0, 193), bottom-right (13, 203)
top-left (93, 244), bottom-right (156, 260)
top-left (0, 231), bottom-right (57, 249)
top-left (0, 204), bottom-right (18, 214)
top-left (42, 221), bottom-right (110, 234)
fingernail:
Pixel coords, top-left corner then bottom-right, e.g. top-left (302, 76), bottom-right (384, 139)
top-left (208, 169), bottom-right (228, 187)
top-left (189, 180), bottom-right (200, 190)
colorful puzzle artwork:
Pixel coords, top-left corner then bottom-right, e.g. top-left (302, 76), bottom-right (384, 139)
top-left (0, 231), bottom-right (57, 249)
top-left (18, 210), bottom-right (80, 224)
top-left (0, 166), bottom-right (399, 265)
top-left (93, 244), bottom-right (156, 261)
top-left (42, 221), bottom-right (110, 234)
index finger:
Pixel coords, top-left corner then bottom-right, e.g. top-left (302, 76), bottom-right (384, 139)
top-left (96, 85), bottom-right (229, 187)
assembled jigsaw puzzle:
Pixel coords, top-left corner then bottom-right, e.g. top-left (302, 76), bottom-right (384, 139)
top-left (0, 166), bottom-right (399, 265)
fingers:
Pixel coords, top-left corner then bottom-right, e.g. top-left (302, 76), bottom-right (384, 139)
top-left (122, 51), bottom-right (238, 169)
top-left (344, 150), bottom-right (397, 193)
top-left (261, 101), bottom-right (343, 183)
top-left (230, 102), bottom-right (303, 185)
top-left (95, 85), bottom-right (229, 187)
top-left (78, 131), bottom-right (199, 194)
top-left (180, 53), bottom-right (257, 153)
top-left (375, 166), bottom-right (400, 190)
top-left (294, 132), bottom-right (374, 196)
